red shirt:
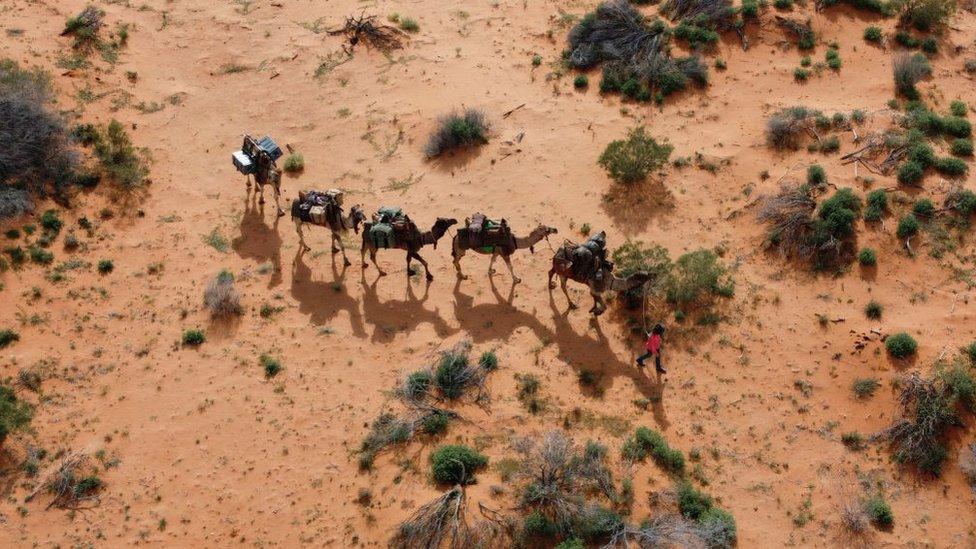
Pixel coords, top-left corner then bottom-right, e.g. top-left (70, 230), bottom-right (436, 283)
top-left (646, 334), bottom-right (662, 353)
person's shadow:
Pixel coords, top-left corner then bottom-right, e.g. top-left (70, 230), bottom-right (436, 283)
top-left (360, 273), bottom-right (459, 343)
top-left (290, 249), bottom-right (366, 337)
top-left (232, 193), bottom-right (283, 288)
top-left (548, 292), bottom-right (669, 429)
top-left (451, 276), bottom-right (553, 343)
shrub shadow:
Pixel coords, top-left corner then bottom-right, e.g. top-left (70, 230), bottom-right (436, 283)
top-left (601, 178), bottom-right (674, 237)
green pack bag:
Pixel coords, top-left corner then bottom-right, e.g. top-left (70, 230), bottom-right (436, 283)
top-left (377, 206), bottom-right (403, 222)
top-left (370, 223), bottom-right (395, 248)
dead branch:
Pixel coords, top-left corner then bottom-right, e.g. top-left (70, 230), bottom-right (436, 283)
top-left (328, 14), bottom-right (405, 52)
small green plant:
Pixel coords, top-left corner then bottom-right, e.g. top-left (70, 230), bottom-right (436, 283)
top-left (775, 0), bottom-right (793, 8)
top-left (853, 377), bottom-right (881, 397)
top-left (858, 248), bottom-right (877, 266)
top-left (864, 26), bottom-right (883, 43)
top-left (398, 17), bottom-right (420, 32)
top-left (574, 74), bottom-right (589, 88)
top-left (429, 444), bottom-right (488, 484)
top-left (897, 160), bottom-right (924, 185)
top-left (531, 55), bottom-right (542, 66)
top-left (864, 495), bottom-right (893, 527)
top-left (886, 332), bottom-right (917, 358)
top-left (714, 58), bottom-right (727, 70)
top-left (893, 53), bottom-right (931, 100)
top-left (864, 189), bottom-right (887, 221)
top-left (283, 153), bottom-right (304, 173)
top-left (921, 37), bottom-right (938, 54)
top-left (935, 156), bottom-right (967, 176)
top-left (951, 138), bottom-right (973, 157)
top-left (896, 214), bottom-right (919, 238)
top-left (807, 164), bottom-right (827, 186)
top-left (621, 427), bottom-right (685, 474)
top-left (424, 109), bottom-right (489, 158)
top-left (260, 354), bottom-right (282, 378)
top-left (181, 329), bottom-right (205, 346)
top-left (97, 259), bottom-right (114, 274)
top-left (0, 329), bottom-right (20, 349)
top-left (794, 67), bottom-right (810, 81)
top-left (40, 210), bottom-right (63, 235)
top-left (0, 384), bottom-right (33, 445)
top-left (951, 100), bottom-right (968, 117)
top-left (826, 48), bottom-right (842, 70)
top-left (29, 247), bottom-right (53, 264)
top-left (864, 300), bottom-right (883, 320)
top-left (598, 127), bottom-right (673, 185)
top-left (841, 431), bottom-right (865, 450)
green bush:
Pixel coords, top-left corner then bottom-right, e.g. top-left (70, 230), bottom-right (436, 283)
top-left (40, 210), bottom-right (63, 235)
top-left (864, 300), bottom-right (883, 320)
top-left (181, 329), bottom-right (205, 346)
top-left (898, 214), bottom-right (920, 238)
top-left (886, 332), bottom-right (918, 358)
top-left (864, 189), bottom-right (887, 221)
top-left (0, 385), bottom-right (33, 444)
top-left (421, 410), bottom-right (451, 435)
top-left (912, 198), bottom-right (935, 218)
top-left (951, 138), bottom-right (973, 156)
top-left (864, 26), bottom-right (883, 42)
top-left (665, 249), bottom-right (733, 306)
top-left (864, 495), bottom-right (894, 527)
top-left (895, 31), bottom-right (920, 48)
top-left (598, 127), bottom-right (673, 185)
top-left (90, 120), bottom-right (150, 189)
top-left (0, 329), bottom-right (19, 349)
top-left (576, 505), bottom-right (623, 541)
top-left (900, 0), bottom-right (956, 32)
top-left (29, 246), bottom-right (53, 264)
top-left (893, 53), bottom-right (930, 99)
top-left (853, 377), bottom-right (881, 397)
top-left (921, 37), bottom-right (938, 54)
top-left (622, 427), bottom-right (685, 474)
top-left (283, 153), bottom-right (304, 173)
top-left (907, 141), bottom-right (935, 167)
top-left (699, 507), bottom-right (737, 548)
top-left (774, 0), bottom-right (793, 7)
top-left (741, 0), bottom-right (760, 16)
top-left (429, 444), bottom-right (488, 484)
top-left (897, 160), bottom-right (924, 185)
top-left (611, 241), bottom-right (672, 308)
top-left (935, 156), bottom-right (968, 176)
top-left (523, 511), bottom-right (558, 538)
top-left (260, 354), bottom-right (282, 378)
top-left (574, 74), bottom-right (589, 88)
top-left (434, 348), bottom-right (470, 399)
top-left (399, 17), bottom-right (420, 33)
top-left (951, 100), bottom-right (968, 117)
top-left (97, 259), bottom-right (114, 274)
top-left (842, 431), bottom-right (865, 450)
top-left (478, 350), bottom-right (498, 370)
top-left (424, 109), bottom-right (489, 158)
top-left (826, 48), bottom-right (842, 70)
top-left (807, 164), bottom-right (827, 186)
top-left (677, 481), bottom-right (713, 520)
top-left (809, 188), bottom-right (861, 250)
top-left (858, 248), bottom-right (877, 266)
top-left (794, 68), bottom-right (809, 81)
top-left (940, 360), bottom-right (975, 411)
top-left (555, 539), bottom-right (585, 549)
top-left (403, 371), bottom-right (432, 400)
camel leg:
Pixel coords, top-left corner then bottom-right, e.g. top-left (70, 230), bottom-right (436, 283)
top-left (548, 268), bottom-right (556, 290)
top-left (589, 290), bottom-right (600, 315)
top-left (273, 184), bottom-right (284, 217)
top-left (361, 241), bottom-right (368, 269)
top-left (560, 276), bottom-right (577, 309)
top-left (488, 251), bottom-right (498, 276)
top-left (296, 221), bottom-right (309, 252)
top-left (370, 249), bottom-right (386, 277)
top-left (258, 183), bottom-right (265, 205)
top-left (334, 233), bottom-right (351, 266)
top-left (330, 232), bottom-right (341, 254)
top-left (411, 251), bottom-right (433, 281)
top-left (503, 254), bottom-right (521, 284)
top-left (453, 247), bottom-right (468, 280)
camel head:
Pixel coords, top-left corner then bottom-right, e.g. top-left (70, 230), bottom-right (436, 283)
top-left (431, 218), bottom-right (459, 248)
top-left (529, 225), bottom-right (559, 254)
top-left (349, 204), bottom-right (367, 234)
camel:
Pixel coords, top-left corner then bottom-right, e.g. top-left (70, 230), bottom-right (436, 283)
top-left (548, 243), bottom-right (653, 316)
top-left (361, 216), bottom-right (458, 281)
top-left (247, 167), bottom-right (283, 217)
top-left (290, 195), bottom-right (366, 266)
top-left (451, 222), bottom-right (558, 283)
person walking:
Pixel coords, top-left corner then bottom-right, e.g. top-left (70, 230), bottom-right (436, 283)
top-left (636, 323), bottom-right (666, 374)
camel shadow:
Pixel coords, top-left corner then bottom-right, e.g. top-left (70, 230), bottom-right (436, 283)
top-left (601, 179), bottom-right (675, 237)
top-left (548, 291), bottom-right (669, 429)
top-left (290, 249), bottom-right (366, 337)
top-left (232, 192), bottom-right (283, 289)
top-left (452, 276), bottom-right (553, 344)
top-left (360, 273), bottom-right (459, 343)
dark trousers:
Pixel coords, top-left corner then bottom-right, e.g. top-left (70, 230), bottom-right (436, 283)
top-left (637, 351), bottom-right (662, 371)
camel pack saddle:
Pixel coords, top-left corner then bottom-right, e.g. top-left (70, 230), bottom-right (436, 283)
top-left (295, 189), bottom-right (344, 226)
top-left (457, 213), bottom-right (514, 251)
top-left (559, 234), bottom-right (611, 280)
top-left (369, 206), bottom-right (414, 249)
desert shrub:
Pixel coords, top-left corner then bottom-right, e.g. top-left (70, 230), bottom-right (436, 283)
top-left (766, 106), bottom-right (819, 149)
top-left (842, 431), bottom-right (866, 450)
top-left (430, 444), bottom-right (488, 484)
top-left (897, 160), bottom-right (925, 185)
top-left (0, 329), bottom-right (19, 349)
top-left (758, 184), bottom-right (817, 258)
top-left (0, 384), bottom-right (33, 444)
top-left (697, 507), bottom-right (737, 548)
top-left (806, 188), bottom-right (861, 264)
top-left (826, 48), bottom-right (842, 70)
top-left (181, 329), bottom-right (205, 346)
top-left (478, 350), bottom-right (498, 370)
top-left (621, 427), bottom-right (685, 474)
top-left (40, 210), bottom-right (63, 235)
top-left (283, 153), bottom-right (304, 173)
top-left (950, 100), bottom-right (968, 117)
top-left (864, 26), bottom-right (884, 42)
top-left (939, 359), bottom-right (976, 411)
top-left (951, 138), bottom-right (973, 156)
top-left (567, 1), bottom-right (665, 69)
top-left (945, 187), bottom-right (976, 216)
top-left (807, 164), bottom-right (827, 186)
top-left (863, 495), bottom-right (894, 527)
top-left (665, 249), bottom-right (733, 306)
top-left (864, 300), bottom-right (883, 320)
top-left (524, 511), bottom-right (559, 538)
top-left (897, 0), bottom-right (956, 31)
top-left (895, 30), bottom-right (921, 48)
top-left (853, 377), bottom-right (882, 398)
top-left (424, 109), bottom-right (488, 158)
top-left (29, 246), bottom-right (53, 264)
top-left (885, 375), bottom-right (955, 473)
top-left (260, 354), bottom-right (282, 378)
top-left (611, 240), bottom-right (672, 308)
top-left (961, 443), bottom-right (976, 486)
top-left (555, 539), bottom-right (585, 549)
top-left (598, 127), bottom-right (673, 185)
top-left (793, 68), bottom-right (809, 81)
top-left (775, 0), bottom-right (794, 7)
top-left (96, 259), bottom-right (113, 274)
top-left (359, 413), bottom-right (413, 470)
top-left (935, 156), bottom-right (968, 176)
top-left (817, 135), bottom-right (841, 153)
top-left (897, 214), bottom-right (920, 239)
top-left (742, 0), bottom-right (761, 16)
top-left (420, 410), bottom-right (451, 435)
top-left (574, 75), bottom-right (589, 88)
top-left (893, 53), bottom-right (931, 99)
top-left (401, 370), bottom-right (433, 401)
top-left (63, 6), bottom-right (105, 50)
top-left (886, 332), bottom-right (917, 358)
top-left (942, 116), bottom-right (972, 138)
top-left (864, 189), bottom-right (887, 221)
top-left (677, 481), bottom-right (713, 520)
top-left (858, 248), bottom-right (877, 266)
top-left (87, 120), bottom-right (149, 189)
top-left (575, 503), bottom-right (623, 541)
top-left (912, 198), bottom-right (935, 218)
top-left (1, 60), bottom-right (80, 204)
top-left (921, 36), bottom-right (938, 53)
top-left (432, 342), bottom-right (492, 401)
top-left (398, 17), bottom-right (420, 32)
top-left (203, 270), bottom-right (242, 317)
